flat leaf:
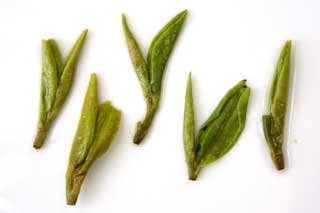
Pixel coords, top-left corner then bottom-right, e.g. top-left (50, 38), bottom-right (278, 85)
top-left (197, 80), bottom-right (247, 130)
top-left (196, 82), bottom-right (250, 167)
top-left (147, 9), bottom-right (188, 94)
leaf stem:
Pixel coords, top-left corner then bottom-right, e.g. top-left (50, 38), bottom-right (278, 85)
top-left (189, 165), bottom-right (201, 181)
top-left (66, 170), bottom-right (86, 205)
top-left (133, 104), bottom-right (157, 144)
top-left (33, 119), bottom-right (51, 149)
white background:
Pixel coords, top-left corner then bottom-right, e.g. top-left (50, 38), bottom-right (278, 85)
top-left (0, 0), bottom-right (319, 212)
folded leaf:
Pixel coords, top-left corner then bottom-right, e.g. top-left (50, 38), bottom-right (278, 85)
top-left (268, 41), bottom-right (291, 113)
top-left (80, 102), bottom-right (122, 172)
top-left (262, 115), bottom-right (284, 170)
top-left (66, 74), bottom-right (122, 205)
top-left (47, 39), bottom-right (63, 77)
top-left (51, 29), bottom-right (88, 116)
top-left (183, 73), bottom-right (197, 180)
top-left (92, 103), bottom-right (121, 159)
top-left (263, 40), bottom-right (291, 170)
top-left (182, 76), bottom-right (251, 180)
top-left (69, 73), bottom-right (98, 166)
top-left (122, 15), bottom-right (152, 104)
top-left (41, 40), bottom-right (59, 112)
top-left (34, 40), bottom-right (60, 147)
top-left (33, 29), bottom-right (88, 149)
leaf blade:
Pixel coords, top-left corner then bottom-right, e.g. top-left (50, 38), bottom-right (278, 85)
top-left (122, 14), bottom-right (153, 103)
top-left (69, 73), bottom-right (98, 166)
top-left (80, 102), bottom-right (122, 172)
top-left (197, 80), bottom-right (247, 132)
top-left (50, 29), bottom-right (88, 120)
top-left (196, 82), bottom-right (250, 168)
top-left (147, 9), bottom-right (188, 94)
top-left (263, 40), bottom-right (291, 170)
top-left (41, 40), bottom-right (59, 112)
top-left (48, 39), bottom-right (63, 77)
top-left (183, 73), bottom-right (197, 180)
top-left (268, 40), bottom-right (292, 113)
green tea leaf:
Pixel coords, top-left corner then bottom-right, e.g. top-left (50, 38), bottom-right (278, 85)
top-left (122, 15), bottom-right (153, 104)
top-left (268, 41), bottom-right (291, 113)
top-left (51, 29), bottom-right (88, 117)
top-left (197, 85), bottom-right (250, 167)
top-left (263, 40), bottom-right (291, 170)
top-left (41, 40), bottom-right (59, 112)
top-left (93, 104), bottom-right (121, 158)
top-left (197, 80), bottom-right (247, 131)
top-left (183, 73), bottom-right (197, 180)
top-left (47, 39), bottom-right (63, 77)
top-left (69, 73), bottom-right (98, 166)
top-left (147, 9), bottom-right (188, 94)
top-left (80, 102), bottom-right (122, 172)
top-left (262, 115), bottom-right (284, 170)
top-left (122, 10), bottom-right (188, 145)
top-left (34, 30), bottom-right (88, 149)
top-left (66, 74), bottom-right (122, 205)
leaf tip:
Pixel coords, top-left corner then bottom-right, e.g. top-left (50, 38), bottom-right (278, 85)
top-left (181, 9), bottom-right (189, 17)
top-left (284, 40), bottom-right (292, 53)
top-left (90, 72), bottom-right (97, 80)
top-left (121, 14), bottom-right (127, 24)
top-left (285, 40), bottom-right (292, 46)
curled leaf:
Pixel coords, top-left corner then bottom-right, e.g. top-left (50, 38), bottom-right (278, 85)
top-left (66, 74), bottom-right (121, 205)
top-left (69, 73), bottom-right (98, 166)
top-left (47, 39), bottom-right (63, 77)
top-left (263, 40), bottom-right (292, 170)
top-left (183, 73), bottom-right (197, 180)
top-left (122, 15), bottom-right (152, 104)
top-left (41, 40), bottom-right (59, 112)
